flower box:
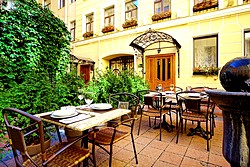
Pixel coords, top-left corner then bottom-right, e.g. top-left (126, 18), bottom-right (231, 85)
top-left (122, 19), bottom-right (138, 29)
top-left (193, 66), bottom-right (220, 76)
top-left (83, 31), bottom-right (93, 38)
top-left (102, 25), bottom-right (114, 33)
top-left (193, 1), bottom-right (218, 12)
top-left (152, 11), bottom-right (171, 21)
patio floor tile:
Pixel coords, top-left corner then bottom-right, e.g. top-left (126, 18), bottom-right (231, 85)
top-left (1, 107), bottom-right (231, 167)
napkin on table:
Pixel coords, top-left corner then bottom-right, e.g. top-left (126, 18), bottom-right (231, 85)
top-left (59, 114), bottom-right (91, 124)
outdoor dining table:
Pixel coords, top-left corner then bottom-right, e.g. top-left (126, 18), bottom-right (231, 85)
top-left (35, 107), bottom-right (131, 147)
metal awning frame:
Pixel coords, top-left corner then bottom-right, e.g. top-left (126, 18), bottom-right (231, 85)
top-left (129, 28), bottom-right (181, 77)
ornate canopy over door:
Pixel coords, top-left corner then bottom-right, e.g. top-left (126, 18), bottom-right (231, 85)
top-left (70, 54), bottom-right (95, 83)
top-left (129, 28), bottom-right (181, 77)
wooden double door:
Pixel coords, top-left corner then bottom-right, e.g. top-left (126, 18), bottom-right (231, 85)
top-left (145, 54), bottom-right (176, 90)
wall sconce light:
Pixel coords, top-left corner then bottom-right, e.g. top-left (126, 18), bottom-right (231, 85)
top-left (157, 48), bottom-right (161, 53)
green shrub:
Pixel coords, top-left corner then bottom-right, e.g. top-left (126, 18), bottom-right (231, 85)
top-left (87, 68), bottom-right (149, 103)
top-left (0, 0), bottom-right (70, 90)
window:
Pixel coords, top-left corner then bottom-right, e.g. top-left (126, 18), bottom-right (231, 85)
top-left (70, 21), bottom-right (76, 41)
top-left (193, 35), bottom-right (218, 69)
top-left (245, 31), bottom-right (250, 57)
top-left (59, 0), bottom-right (65, 9)
top-left (125, 0), bottom-right (138, 20)
top-left (154, 0), bottom-right (170, 14)
top-left (104, 6), bottom-right (114, 26)
top-left (71, 0), bottom-right (76, 3)
top-left (86, 13), bottom-right (94, 32)
top-left (110, 56), bottom-right (134, 71)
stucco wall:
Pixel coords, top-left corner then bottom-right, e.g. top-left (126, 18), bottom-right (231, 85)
top-left (40, 0), bottom-right (250, 90)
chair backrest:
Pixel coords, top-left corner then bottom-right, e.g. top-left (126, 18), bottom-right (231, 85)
top-left (190, 86), bottom-right (217, 92)
top-left (2, 108), bottom-right (46, 166)
top-left (109, 92), bottom-right (139, 117)
top-left (176, 91), bottom-right (202, 114)
top-left (136, 90), bottom-right (163, 110)
top-left (164, 86), bottom-right (183, 93)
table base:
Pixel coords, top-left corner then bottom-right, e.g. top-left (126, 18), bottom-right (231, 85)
top-left (153, 121), bottom-right (175, 132)
top-left (187, 125), bottom-right (208, 139)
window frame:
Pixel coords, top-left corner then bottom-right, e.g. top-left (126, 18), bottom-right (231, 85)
top-left (109, 56), bottom-right (134, 71)
top-left (70, 21), bottom-right (76, 41)
top-left (154, 0), bottom-right (170, 14)
top-left (244, 30), bottom-right (250, 57)
top-left (125, 0), bottom-right (138, 20)
top-left (104, 6), bottom-right (115, 26)
top-left (193, 35), bottom-right (218, 72)
top-left (86, 13), bottom-right (94, 32)
top-left (59, 0), bottom-right (65, 9)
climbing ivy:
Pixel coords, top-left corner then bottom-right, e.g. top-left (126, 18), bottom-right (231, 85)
top-left (0, 0), bottom-right (71, 90)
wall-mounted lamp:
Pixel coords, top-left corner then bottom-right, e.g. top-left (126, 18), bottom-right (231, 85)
top-left (157, 48), bottom-right (161, 53)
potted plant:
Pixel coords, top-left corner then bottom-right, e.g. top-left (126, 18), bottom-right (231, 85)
top-left (83, 31), bottom-right (93, 38)
top-left (193, 66), bottom-right (220, 76)
top-left (152, 11), bottom-right (171, 21)
top-left (102, 25), bottom-right (115, 33)
top-left (122, 19), bottom-right (138, 28)
top-left (193, 1), bottom-right (218, 12)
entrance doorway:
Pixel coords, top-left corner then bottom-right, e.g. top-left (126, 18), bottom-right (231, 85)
top-left (145, 54), bottom-right (176, 90)
top-left (80, 64), bottom-right (91, 83)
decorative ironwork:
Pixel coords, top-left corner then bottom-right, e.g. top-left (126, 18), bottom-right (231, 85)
top-left (110, 56), bottom-right (134, 71)
top-left (129, 28), bottom-right (181, 78)
top-left (129, 28), bottom-right (181, 54)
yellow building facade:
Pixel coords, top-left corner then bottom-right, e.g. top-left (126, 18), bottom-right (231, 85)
top-left (39, 0), bottom-right (250, 90)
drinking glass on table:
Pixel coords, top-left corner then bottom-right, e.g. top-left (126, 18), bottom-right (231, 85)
top-left (78, 88), bottom-right (84, 106)
top-left (78, 94), bottom-right (84, 105)
top-left (84, 92), bottom-right (94, 114)
top-left (170, 84), bottom-right (174, 91)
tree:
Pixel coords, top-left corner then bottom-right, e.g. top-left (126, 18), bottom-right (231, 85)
top-left (0, 0), bottom-right (71, 89)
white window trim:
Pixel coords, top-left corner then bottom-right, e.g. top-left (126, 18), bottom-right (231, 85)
top-left (82, 9), bottom-right (96, 38)
top-left (122, 0), bottom-right (140, 25)
top-left (100, 1), bottom-right (116, 34)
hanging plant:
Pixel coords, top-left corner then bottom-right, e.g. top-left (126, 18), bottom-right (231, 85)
top-left (122, 19), bottom-right (138, 28)
top-left (102, 25), bottom-right (114, 33)
top-left (152, 11), bottom-right (171, 21)
top-left (193, 66), bottom-right (220, 76)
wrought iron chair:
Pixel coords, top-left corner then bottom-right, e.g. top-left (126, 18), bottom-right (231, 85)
top-left (136, 90), bottom-right (172, 141)
top-left (190, 86), bottom-right (217, 92)
top-left (163, 86), bottom-right (183, 129)
top-left (2, 108), bottom-right (94, 167)
top-left (88, 92), bottom-right (139, 167)
top-left (190, 86), bottom-right (217, 129)
top-left (176, 91), bottom-right (214, 151)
